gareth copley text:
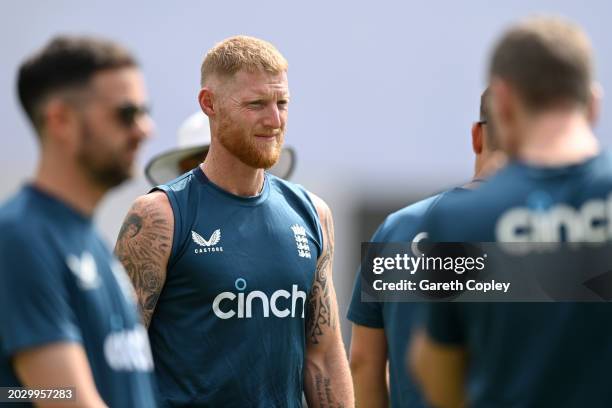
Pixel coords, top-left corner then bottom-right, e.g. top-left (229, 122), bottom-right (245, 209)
top-left (373, 279), bottom-right (511, 293)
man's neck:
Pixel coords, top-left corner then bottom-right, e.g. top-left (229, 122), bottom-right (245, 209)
top-left (515, 111), bottom-right (599, 166)
top-left (34, 155), bottom-right (105, 217)
top-left (471, 150), bottom-right (508, 186)
top-left (201, 143), bottom-right (265, 197)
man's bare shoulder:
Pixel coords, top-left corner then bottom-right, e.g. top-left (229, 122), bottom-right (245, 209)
top-left (305, 191), bottom-right (332, 221)
top-left (115, 191), bottom-right (173, 326)
top-left (117, 191), bottom-right (173, 241)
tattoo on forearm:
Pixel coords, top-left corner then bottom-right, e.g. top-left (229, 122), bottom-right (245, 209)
top-left (307, 210), bottom-right (336, 344)
top-left (314, 374), bottom-right (344, 408)
top-left (115, 197), bottom-right (171, 326)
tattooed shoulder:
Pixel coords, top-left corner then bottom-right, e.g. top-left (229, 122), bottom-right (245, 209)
top-left (114, 192), bottom-right (173, 326)
top-left (307, 193), bottom-right (335, 254)
top-left (306, 192), bottom-right (336, 345)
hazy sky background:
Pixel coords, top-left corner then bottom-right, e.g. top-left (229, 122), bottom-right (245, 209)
top-left (2, 0), bottom-right (611, 343)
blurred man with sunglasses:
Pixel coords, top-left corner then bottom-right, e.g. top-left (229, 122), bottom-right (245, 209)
top-left (0, 36), bottom-right (156, 407)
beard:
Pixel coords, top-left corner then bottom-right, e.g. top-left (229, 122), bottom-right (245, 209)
top-left (76, 119), bottom-right (137, 189)
top-left (216, 111), bottom-right (284, 169)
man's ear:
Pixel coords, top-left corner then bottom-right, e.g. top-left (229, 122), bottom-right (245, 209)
top-left (489, 78), bottom-right (514, 127)
top-left (587, 82), bottom-right (603, 126)
top-left (198, 87), bottom-right (215, 118)
top-left (41, 98), bottom-right (79, 145)
top-left (472, 122), bottom-right (483, 155)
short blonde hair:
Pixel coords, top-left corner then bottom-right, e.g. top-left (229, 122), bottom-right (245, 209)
top-left (201, 35), bottom-right (288, 86)
top-left (489, 16), bottom-right (593, 111)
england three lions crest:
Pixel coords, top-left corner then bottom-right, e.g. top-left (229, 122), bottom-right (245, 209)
top-left (291, 224), bottom-right (311, 259)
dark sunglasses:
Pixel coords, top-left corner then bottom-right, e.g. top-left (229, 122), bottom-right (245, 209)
top-left (477, 120), bottom-right (487, 125)
top-left (116, 103), bottom-right (151, 128)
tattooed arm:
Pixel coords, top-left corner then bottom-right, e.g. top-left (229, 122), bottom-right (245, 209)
top-left (114, 192), bottom-right (173, 327)
top-left (304, 193), bottom-right (354, 408)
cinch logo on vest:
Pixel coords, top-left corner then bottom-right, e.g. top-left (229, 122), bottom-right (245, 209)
top-left (212, 278), bottom-right (307, 319)
top-left (496, 194), bottom-right (612, 252)
top-left (192, 229), bottom-right (224, 254)
top-left (104, 325), bottom-right (153, 372)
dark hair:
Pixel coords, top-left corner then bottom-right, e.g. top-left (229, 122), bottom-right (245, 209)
top-left (479, 87), bottom-right (489, 123)
top-left (478, 87), bottom-right (499, 150)
top-left (489, 17), bottom-right (593, 112)
top-left (17, 35), bottom-right (137, 131)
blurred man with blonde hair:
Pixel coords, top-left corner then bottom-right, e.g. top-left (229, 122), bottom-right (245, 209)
top-left (412, 17), bottom-right (612, 408)
top-left (116, 36), bottom-right (353, 407)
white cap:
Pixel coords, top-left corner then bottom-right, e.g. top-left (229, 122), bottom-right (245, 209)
top-left (144, 111), bottom-right (296, 185)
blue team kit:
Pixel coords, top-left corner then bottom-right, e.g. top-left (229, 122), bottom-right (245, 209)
top-left (421, 152), bottom-right (612, 407)
top-left (0, 186), bottom-right (156, 408)
top-left (150, 167), bottom-right (322, 407)
top-left (348, 188), bottom-right (467, 408)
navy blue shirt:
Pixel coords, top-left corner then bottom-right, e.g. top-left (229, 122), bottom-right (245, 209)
top-left (421, 152), bottom-right (612, 407)
top-left (0, 186), bottom-right (156, 408)
top-left (150, 167), bottom-right (323, 407)
top-left (348, 190), bottom-right (466, 408)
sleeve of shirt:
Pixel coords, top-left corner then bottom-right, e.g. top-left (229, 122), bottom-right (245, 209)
top-left (420, 302), bottom-right (465, 345)
top-left (0, 228), bottom-right (82, 356)
top-left (346, 266), bottom-right (384, 328)
top-left (346, 219), bottom-right (393, 329)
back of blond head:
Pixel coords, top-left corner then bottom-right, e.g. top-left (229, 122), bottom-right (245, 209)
top-left (200, 36), bottom-right (288, 86)
top-left (489, 16), bottom-right (594, 111)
